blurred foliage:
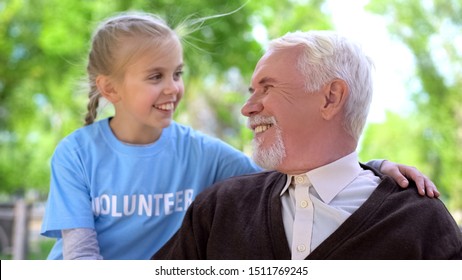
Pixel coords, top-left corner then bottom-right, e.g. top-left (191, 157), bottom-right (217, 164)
top-left (363, 0), bottom-right (462, 210)
top-left (0, 0), bottom-right (331, 195)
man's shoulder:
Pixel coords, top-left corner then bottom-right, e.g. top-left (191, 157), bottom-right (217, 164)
top-left (214, 169), bottom-right (284, 188)
top-left (377, 176), bottom-right (440, 207)
top-left (195, 170), bottom-right (285, 201)
top-left (375, 176), bottom-right (459, 227)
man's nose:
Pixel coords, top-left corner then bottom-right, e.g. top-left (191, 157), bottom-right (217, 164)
top-left (241, 95), bottom-right (263, 117)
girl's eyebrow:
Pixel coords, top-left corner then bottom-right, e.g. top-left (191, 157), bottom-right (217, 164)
top-left (145, 63), bottom-right (184, 73)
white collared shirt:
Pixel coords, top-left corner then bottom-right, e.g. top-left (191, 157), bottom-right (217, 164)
top-left (280, 151), bottom-right (381, 260)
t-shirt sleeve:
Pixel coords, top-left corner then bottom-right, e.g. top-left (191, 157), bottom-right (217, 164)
top-left (40, 139), bottom-right (95, 238)
top-left (207, 138), bottom-right (262, 183)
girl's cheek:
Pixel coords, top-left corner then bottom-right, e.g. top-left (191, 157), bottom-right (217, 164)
top-left (179, 86), bottom-right (185, 97)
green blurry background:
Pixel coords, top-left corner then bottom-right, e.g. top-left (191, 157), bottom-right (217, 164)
top-left (0, 0), bottom-right (461, 258)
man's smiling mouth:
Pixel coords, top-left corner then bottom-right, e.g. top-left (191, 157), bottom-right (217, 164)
top-left (248, 115), bottom-right (277, 134)
top-left (254, 124), bottom-right (273, 133)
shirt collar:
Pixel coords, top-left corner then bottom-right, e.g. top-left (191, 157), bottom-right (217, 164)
top-left (280, 151), bottom-right (362, 203)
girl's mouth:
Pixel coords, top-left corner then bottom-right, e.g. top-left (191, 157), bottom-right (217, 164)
top-left (154, 102), bottom-right (174, 111)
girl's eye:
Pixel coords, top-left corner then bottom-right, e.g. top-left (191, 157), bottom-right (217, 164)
top-left (148, 74), bottom-right (162, 81)
top-left (174, 71), bottom-right (183, 80)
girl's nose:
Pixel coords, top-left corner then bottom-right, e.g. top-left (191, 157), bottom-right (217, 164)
top-left (164, 79), bottom-right (181, 95)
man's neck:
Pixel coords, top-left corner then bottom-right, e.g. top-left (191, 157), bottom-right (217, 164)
top-left (279, 136), bottom-right (357, 175)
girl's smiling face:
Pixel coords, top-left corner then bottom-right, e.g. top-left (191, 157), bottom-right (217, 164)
top-left (107, 36), bottom-right (184, 144)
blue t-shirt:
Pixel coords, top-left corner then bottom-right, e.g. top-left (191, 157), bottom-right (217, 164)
top-left (40, 118), bottom-right (261, 259)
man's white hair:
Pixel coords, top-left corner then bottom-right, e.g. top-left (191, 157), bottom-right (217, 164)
top-left (268, 30), bottom-right (374, 141)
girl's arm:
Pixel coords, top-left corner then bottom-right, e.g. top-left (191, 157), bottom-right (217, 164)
top-left (62, 228), bottom-right (103, 260)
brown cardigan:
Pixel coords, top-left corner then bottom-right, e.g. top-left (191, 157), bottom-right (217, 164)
top-left (152, 165), bottom-right (462, 260)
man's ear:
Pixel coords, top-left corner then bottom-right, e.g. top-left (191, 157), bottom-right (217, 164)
top-left (96, 75), bottom-right (120, 104)
top-left (320, 79), bottom-right (348, 120)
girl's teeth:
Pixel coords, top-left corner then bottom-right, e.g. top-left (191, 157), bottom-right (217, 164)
top-left (155, 103), bottom-right (174, 110)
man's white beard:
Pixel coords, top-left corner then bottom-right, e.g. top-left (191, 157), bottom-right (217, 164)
top-left (252, 124), bottom-right (286, 170)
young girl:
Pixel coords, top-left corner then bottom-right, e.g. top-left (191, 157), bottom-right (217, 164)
top-left (40, 12), bottom-right (260, 260)
top-left (40, 11), bottom-right (438, 260)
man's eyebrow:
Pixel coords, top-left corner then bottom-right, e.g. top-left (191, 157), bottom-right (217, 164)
top-left (259, 77), bottom-right (277, 85)
top-left (248, 77), bottom-right (277, 93)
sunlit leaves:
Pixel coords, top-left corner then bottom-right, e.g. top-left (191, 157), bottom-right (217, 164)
top-left (366, 0), bottom-right (462, 211)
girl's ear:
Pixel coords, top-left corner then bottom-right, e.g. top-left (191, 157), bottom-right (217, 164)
top-left (96, 75), bottom-right (121, 104)
top-left (320, 79), bottom-right (349, 120)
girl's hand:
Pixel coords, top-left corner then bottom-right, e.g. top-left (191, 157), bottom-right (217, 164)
top-left (380, 160), bottom-right (440, 198)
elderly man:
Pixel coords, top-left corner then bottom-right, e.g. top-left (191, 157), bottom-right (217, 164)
top-left (152, 31), bottom-right (462, 259)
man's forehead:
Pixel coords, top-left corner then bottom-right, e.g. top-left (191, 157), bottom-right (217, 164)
top-left (252, 51), bottom-right (282, 79)
top-left (259, 47), bottom-right (293, 64)
top-left (251, 47), bottom-right (302, 85)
